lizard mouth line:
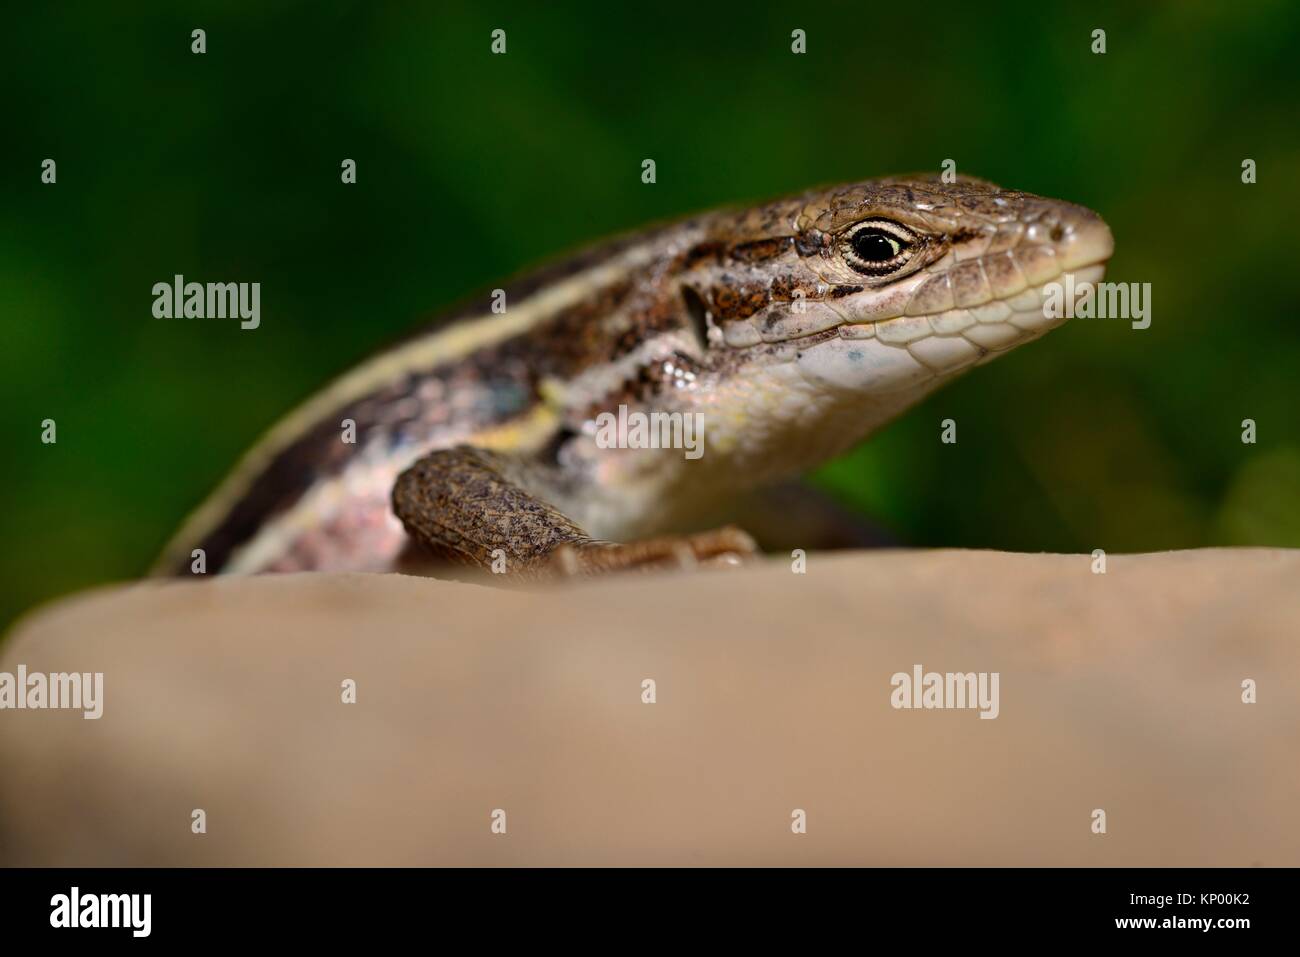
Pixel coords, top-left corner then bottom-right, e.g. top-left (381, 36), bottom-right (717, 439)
top-left (750, 255), bottom-right (1115, 354)
top-left (861, 254), bottom-right (1112, 327)
top-left (744, 257), bottom-right (1114, 389)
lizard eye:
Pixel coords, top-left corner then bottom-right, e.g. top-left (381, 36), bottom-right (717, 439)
top-left (842, 220), bottom-right (916, 276)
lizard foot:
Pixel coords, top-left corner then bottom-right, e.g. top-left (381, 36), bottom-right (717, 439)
top-left (550, 526), bottom-right (759, 580)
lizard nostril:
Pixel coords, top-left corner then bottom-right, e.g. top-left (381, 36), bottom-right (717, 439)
top-left (1050, 224), bottom-right (1065, 243)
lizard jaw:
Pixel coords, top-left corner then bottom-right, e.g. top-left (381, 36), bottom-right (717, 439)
top-left (747, 203), bottom-right (1115, 394)
top-left (798, 258), bottom-right (1111, 394)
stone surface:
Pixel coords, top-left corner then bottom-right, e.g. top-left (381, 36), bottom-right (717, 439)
top-left (1, 548), bottom-right (1296, 866)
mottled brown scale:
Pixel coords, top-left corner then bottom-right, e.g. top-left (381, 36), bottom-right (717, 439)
top-left (676, 241), bottom-right (726, 270)
top-left (612, 292), bottom-right (685, 358)
top-left (728, 236), bottom-right (794, 263)
top-left (583, 350), bottom-right (707, 418)
top-left (767, 272), bottom-right (821, 303)
top-left (710, 280), bottom-right (772, 320)
top-left (711, 285), bottom-right (740, 317)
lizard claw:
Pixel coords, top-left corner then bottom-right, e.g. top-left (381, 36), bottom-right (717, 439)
top-left (550, 526), bottom-right (758, 580)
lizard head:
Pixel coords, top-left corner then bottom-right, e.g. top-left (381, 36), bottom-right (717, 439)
top-left (670, 174), bottom-right (1114, 478)
top-left (700, 174), bottom-right (1113, 388)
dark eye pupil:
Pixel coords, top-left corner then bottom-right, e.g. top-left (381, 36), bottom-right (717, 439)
top-left (852, 230), bottom-right (900, 262)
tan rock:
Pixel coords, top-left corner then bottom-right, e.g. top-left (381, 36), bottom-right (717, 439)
top-left (1, 548), bottom-right (1296, 866)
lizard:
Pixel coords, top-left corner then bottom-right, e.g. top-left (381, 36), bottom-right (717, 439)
top-left (152, 174), bottom-right (1113, 582)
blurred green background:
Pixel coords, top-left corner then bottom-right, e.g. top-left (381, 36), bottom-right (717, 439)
top-left (3, 0), bottom-right (1298, 631)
